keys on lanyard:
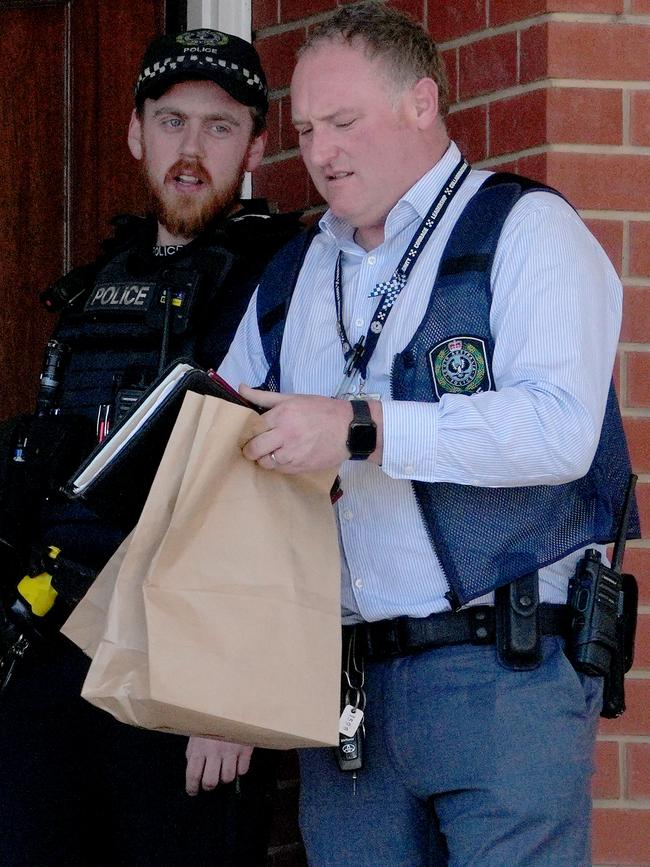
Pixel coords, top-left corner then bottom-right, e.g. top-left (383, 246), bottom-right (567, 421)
top-left (337, 629), bottom-right (366, 794)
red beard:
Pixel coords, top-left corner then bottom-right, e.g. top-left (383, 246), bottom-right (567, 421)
top-left (143, 154), bottom-right (245, 240)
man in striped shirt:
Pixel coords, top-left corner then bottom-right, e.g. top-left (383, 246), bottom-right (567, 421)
top-left (219, 3), bottom-right (634, 864)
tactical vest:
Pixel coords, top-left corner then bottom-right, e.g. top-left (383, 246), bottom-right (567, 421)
top-left (52, 211), bottom-right (294, 420)
top-left (39, 207), bottom-right (303, 569)
top-left (255, 174), bottom-right (641, 607)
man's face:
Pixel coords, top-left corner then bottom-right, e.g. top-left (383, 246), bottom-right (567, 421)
top-left (291, 42), bottom-right (427, 249)
top-left (128, 79), bottom-right (266, 243)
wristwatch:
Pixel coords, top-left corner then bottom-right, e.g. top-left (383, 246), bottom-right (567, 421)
top-left (346, 399), bottom-right (377, 461)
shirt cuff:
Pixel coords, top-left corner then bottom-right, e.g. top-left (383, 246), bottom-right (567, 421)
top-left (380, 399), bottom-right (439, 481)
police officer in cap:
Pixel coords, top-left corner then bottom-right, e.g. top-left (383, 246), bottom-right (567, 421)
top-left (0, 28), bottom-right (302, 866)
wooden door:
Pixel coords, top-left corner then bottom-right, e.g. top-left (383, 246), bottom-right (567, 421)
top-left (0, 0), bottom-right (182, 421)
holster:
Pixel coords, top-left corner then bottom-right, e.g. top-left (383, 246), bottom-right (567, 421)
top-left (495, 572), bottom-right (542, 671)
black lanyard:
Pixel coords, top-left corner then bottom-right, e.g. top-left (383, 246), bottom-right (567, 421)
top-left (333, 156), bottom-right (470, 395)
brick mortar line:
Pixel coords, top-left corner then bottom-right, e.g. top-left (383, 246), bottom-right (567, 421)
top-left (548, 79), bottom-right (650, 90)
top-left (439, 12), bottom-right (650, 51)
top-left (582, 211), bottom-right (650, 220)
top-left (474, 144), bottom-right (543, 167)
top-left (255, 11), bottom-right (650, 50)
top-left (621, 407), bottom-right (650, 418)
top-left (474, 142), bottom-right (650, 168)
top-left (598, 734), bottom-right (650, 742)
top-left (593, 798), bottom-right (650, 808)
top-left (619, 739), bottom-right (627, 809)
top-left (624, 471), bottom-right (650, 482)
top-left (623, 218), bottom-right (631, 278)
top-left (580, 208), bottom-right (650, 223)
top-left (266, 79), bottom-right (650, 107)
top-left (448, 79), bottom-right (546, 113)
top-left (449, 79), bottom-right (650, 117)
top-left (266, 78), bottom-right (650, 112)
top-left (548, 143), bottom-right (650, 155)
top-left (620, 344), bottom-right (650, 352)
top-left (623, 89), bottom-right (631, 149)
top-left (254, 10), bottom-right (336, 40)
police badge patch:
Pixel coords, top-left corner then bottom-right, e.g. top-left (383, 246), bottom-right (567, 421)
top-left (428, 336), bottom-right (492, 399)
top-left (176, 30), bottom-right (230, 48)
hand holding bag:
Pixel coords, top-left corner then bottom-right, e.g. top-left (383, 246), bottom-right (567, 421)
top-left (63, 391), bottom-right (341, 749)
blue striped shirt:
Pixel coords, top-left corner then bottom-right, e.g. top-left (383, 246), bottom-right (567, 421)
top-left (219, 142), bottom-right (623, 623)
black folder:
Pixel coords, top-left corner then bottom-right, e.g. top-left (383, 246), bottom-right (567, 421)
top-left (64, 360), bottom-right (255, 532)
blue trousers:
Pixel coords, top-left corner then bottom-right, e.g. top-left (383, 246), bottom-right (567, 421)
top-left (299, 637), bottom-right (601, 866)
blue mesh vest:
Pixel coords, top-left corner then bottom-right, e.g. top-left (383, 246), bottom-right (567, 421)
top-left (257, 174), bottom-right (641, 607)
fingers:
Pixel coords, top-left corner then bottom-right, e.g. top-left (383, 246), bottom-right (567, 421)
top-left (185, 738), bottom-right (255, 795)
top-left (185, 742), bottom-right (206, 796)
top-left (254, 448), bottom-right (295, 472)
top-left (241, 429), bottom-right (280, 464)
top-left (236, 746), bottom-right (253, 778)
top-left (212, 750), bottom-right (237, 786)
top-left (239, 384), bottom-right (290, 408)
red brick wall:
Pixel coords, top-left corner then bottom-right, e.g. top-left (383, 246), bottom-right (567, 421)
top-left (253, 3), bottom-right (650, 864)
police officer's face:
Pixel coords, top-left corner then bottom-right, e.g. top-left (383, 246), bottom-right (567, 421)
top-left (128, 80), bottom-right (267, 243)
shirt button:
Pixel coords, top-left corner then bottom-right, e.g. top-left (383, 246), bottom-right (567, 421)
top-left (367, 256), bottom-right (376, 265)
top-left (355, 317), bottom-right (364, 327)
top-left (404, 464), bottom-right (415, 474)
top-left (354, 578), bottom-right (364, 589)
top-left (342, 509), bottom-right (353, 520)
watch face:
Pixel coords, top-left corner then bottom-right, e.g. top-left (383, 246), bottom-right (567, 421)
top-left (347, 400), bottom-right (376, 459)
top-left (348, 421), bottom-right (376, 456)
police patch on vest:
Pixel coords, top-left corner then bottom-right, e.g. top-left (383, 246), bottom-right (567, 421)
top-left (85, 282), bottom-right (156, 315)
top-left (429, 336), bottom-right (492, 398)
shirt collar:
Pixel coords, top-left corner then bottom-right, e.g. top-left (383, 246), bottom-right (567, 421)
top-left (319, 141), bottom-right (462, 250)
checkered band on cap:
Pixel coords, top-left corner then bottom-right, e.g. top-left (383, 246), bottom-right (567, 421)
top-left (137, 53), bottom-right (265, 95)
top-left (134, 29), bottom-right (268, 113)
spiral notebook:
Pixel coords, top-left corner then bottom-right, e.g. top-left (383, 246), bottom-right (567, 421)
top-left (64, 361), bottom-right (254, 531)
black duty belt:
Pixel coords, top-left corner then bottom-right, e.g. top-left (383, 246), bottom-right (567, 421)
top-left (344, 604), bottom-right (570, 662)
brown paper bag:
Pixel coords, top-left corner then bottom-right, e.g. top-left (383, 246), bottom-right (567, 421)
top-left (66, 391), bottom-right (341, 749)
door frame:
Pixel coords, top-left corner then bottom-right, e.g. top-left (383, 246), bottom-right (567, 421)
top-left (186, 0), bottom-right (251, 39)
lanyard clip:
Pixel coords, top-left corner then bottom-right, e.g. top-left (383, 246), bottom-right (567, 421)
top-left (334, 337), bottom-right (366, 399)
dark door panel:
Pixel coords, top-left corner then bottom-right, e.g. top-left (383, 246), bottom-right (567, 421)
top-left (0, 0), bottom-right (170, 419)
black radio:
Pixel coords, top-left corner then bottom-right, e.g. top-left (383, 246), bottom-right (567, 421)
top-left (566, 475), bottom-right (638, 718)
